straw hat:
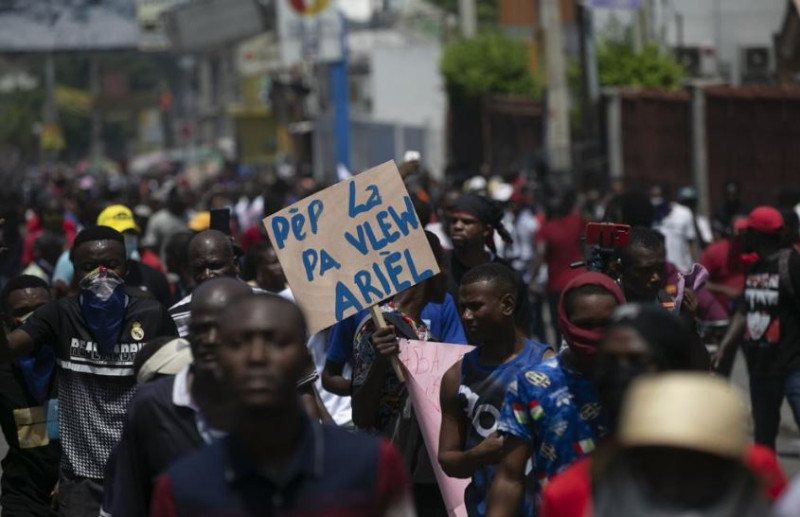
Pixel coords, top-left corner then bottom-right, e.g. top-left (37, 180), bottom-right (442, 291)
top-left (618, 373), bottom-right (748, 459)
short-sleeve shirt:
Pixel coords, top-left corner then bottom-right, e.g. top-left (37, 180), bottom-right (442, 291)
top-left (497, 354), bottom-right (607, 514)
top-left (699, 238), bottom-right (746, 312)
top-left (536, 213), bottom-right (585, 293)
top-left (21, 289), bottom-right (178, 479)
top-left (351, 304), bottom-right (430, 434)
top-left (459, 340), bottom-right (550, 517)
top-left (742, 250), bottom-right (800, 378)
top-left (169, 284), bottom-right (266, 338)
top-left (657, 204), bottom-right (697, 273)
top-left (326, 293), bottom-right (466, 365)
top-left (150, 420), bottom-right (412, 517)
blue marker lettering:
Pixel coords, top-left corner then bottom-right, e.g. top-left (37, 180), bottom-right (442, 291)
top-left (291, 211), bottom-right (307, 241)
top-left (319, 249), bottom-right (342, 277)
top-left (371, 262), bottom-right (391, 294)
top-left (344, 226), bottom-right (369, 255)
top-left (271, 216), bottom-right (290, 249)
top-left (405, 248), bottom-right (434, 284)
top-left (384, 251), bottom-right (411, 292)
top-left (335, 281), bottom-right (364, 322)
top-left (354, 270), bottom-right (385, 304)
top-left (302, 249), bottom-right (319, 281)
top-left (364, 221), bottom-right (388, 251)
top-left (376, 210), bottom-right (400, 244)
top-left (387, 195), bottom-right (420, 236)
top-left (348, 182), bottom-right (383, 217)
top-left (308, 200), bottom-right (324, 235)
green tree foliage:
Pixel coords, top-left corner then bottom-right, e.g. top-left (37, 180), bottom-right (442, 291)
top-left (441, 32), bottom-right (541, 105)
top-left (427, 0), bottom-right (497, 28)
top-left (596, 35), bottom-right (685, 89)
top-left (0, 88), bottom-right (44, 151)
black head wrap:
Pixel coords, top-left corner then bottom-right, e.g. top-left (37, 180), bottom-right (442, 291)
top-left (451, 194), bottom-right (513, 252)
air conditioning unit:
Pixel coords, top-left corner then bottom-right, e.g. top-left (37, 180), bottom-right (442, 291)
top-left (739, 46), bottom-right (771, 84)
top-left (742, 47), bottom-right (770, 75)
top-left (675, 46), bottom-right (716, 77)
top-left (675, 47), bottom-right (701, 76)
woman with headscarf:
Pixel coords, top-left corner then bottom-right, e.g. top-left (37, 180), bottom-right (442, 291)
top-left (540, 304), bottom-right (787, 517)
top-left (486, 273), bottom-right (625, 517)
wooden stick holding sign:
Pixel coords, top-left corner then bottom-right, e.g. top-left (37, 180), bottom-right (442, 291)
top-left (369, 305), bottom-right (406, 382)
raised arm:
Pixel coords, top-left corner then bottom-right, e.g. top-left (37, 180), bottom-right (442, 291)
top-left (0, 328), bottom-right (37, 362)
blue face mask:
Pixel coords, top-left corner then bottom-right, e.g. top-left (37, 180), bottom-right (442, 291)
top-left (79, 268), bottom-right (126, 355)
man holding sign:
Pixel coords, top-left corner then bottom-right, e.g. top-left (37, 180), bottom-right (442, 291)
top-left (263, 162), bottom-right (447, 516)
top-left (352, 231), bottom-right (450, 516)
top-left (439, 264), bottom-right (552, 517)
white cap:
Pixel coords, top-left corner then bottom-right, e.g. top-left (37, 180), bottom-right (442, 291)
top-left (403, 150), bottom-right (421, 163)
top-left (618, 373), bottom-right (748, 459)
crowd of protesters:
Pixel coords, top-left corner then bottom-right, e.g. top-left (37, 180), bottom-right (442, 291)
top-left (0, 157), bottom-right (800, 517)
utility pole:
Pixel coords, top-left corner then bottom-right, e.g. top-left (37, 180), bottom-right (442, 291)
top-left (42, 53), bottom-right (58, 164)
top-left (634, 0), bottom-right (652, 51)
top-left (541, 0), bottom-right (572, 183)
top-left (577, 2), bottom-right (600, 147)
top-left (459, 0), bottom-right (477, 37)
top-left (90, 55), bottom-right (103, 162)
top-left (331, 12), bottom-right (351, 172)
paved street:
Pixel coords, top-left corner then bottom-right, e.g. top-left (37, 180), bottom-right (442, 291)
top-left (730, 350), bottom-right (800, 478)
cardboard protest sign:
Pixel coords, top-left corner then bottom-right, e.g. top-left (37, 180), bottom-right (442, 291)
top-left (399, 339), bottom-right (475, 517)
top-left (263, 161), bottom-right (440, 333)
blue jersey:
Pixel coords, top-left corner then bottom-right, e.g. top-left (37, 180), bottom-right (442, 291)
top-left (458, 340), bottom-right (550, 517)
top-left (326, 293), bottom-right (467, 364)
top-left (497, 353), bottom-right (607, 515)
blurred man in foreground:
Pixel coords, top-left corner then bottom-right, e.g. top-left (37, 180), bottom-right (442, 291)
top-left (592, 374), bottom-right (770, 517)
top-left (150, 294), bottom-right (415, 517)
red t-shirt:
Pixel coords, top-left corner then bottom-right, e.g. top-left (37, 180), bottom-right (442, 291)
top-left (139, 248), bottom-right (166, 274)
top-left (699, 238), bottom-right (746, 311)
top-left (239, 224), bottom-right (266, 253)
top-left (540, 444), bottom-right (787, 517)
top-left (537, 213), bottom-right (586, 292)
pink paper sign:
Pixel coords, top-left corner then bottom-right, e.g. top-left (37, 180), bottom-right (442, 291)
top-left (398, 339), bottom-right (475, 517)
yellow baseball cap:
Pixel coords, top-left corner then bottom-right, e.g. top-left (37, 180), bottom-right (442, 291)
top-left (189, 212), bottom-right (211, 232)
top-left (97, 205), bottom-right (140, 234)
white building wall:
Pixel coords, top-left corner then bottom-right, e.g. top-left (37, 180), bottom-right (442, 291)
top-left (593, 0), bottom-right (786, 82)
top-left (370, 44), bottom-right (447, 177)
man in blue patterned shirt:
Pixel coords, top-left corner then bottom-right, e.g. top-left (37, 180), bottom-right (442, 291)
top-left (487, 273), bottom-right (625, 517)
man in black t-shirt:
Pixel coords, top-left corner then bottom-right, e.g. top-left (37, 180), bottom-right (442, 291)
top-left (0, 275), bottom-right (60, 516)
top-left (0, 227), bottom-right (178, 517)
top-left (447, 194), bottom-right (532, 335)
top-left (714, 207), bottom-right (800, 449)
